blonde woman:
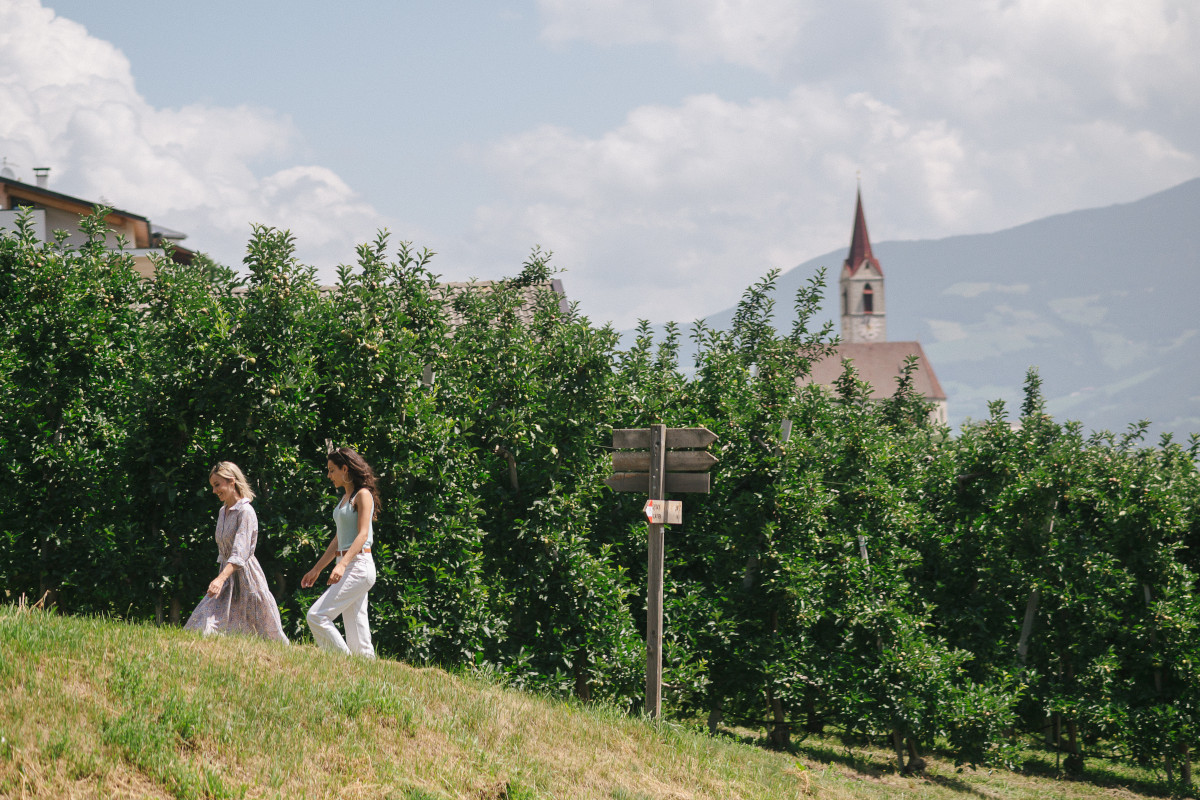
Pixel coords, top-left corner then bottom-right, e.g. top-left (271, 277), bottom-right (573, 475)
top-left (302, 447), bottom-right (379, 657)
top-left (183, 462), bottom-right (288, 643)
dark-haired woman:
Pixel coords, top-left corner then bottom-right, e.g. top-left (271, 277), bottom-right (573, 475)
top-left (301, 447), bottom-right (379, 657)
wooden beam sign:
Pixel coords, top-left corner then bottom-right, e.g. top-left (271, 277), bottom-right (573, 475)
top-left (611, 450), bottom-right (718, 472)
top-left (612, 427), bottom-right (718, 450)
top-left (604, 424), bottom-right (718, 720)
top-left (605, 426), bottom-right (718, 495)
top-left (605, 472), bottom-right (711, 494)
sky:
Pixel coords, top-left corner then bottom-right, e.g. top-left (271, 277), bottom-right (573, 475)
top-left (2, 0), bottom-right (1198, 330)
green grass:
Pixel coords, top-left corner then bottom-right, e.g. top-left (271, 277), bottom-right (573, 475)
top-left (0, 606), bottom-right (1188, 799)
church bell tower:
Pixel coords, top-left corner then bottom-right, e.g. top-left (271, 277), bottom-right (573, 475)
top-left (839, 188), bottom-right (886, 343)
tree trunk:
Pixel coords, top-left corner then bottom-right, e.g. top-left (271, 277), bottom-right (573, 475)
top-left (169, 595), bottom-right (182, 625)
top-left (1016, 589), bottom-right (1040, 666)
top-left (1064, 718), bottom-right (1083, 774)
top-left (906, 738), bottom-right (926, 774)
top-left (1017, 501), bottom-right (1055, 668)
top-left (803, 690), bottom-right (823, 734)
top-left (1142, 582), bottom-right (1177, 788)
top-left (891, 730), bottom-right (907, 773)
top-left (707, 698), bottom-right (723, 735)
top-left (763, 606), bottom-right (790, 749)
top-left (1053, 712), bottom-right (1062, 768)
top-left (1144, 584), bottom-right (1164, 692)
top-left (1180, 743), bottom-right (1192, 789)
top-left (740, 552), bottom-right (759, 590)
top-left (766, 686), bottom-right (790, 749)
top-left (1059, 655), bottom-right (1084, 774)
top-left (573, 655), bottom-right (592, 702)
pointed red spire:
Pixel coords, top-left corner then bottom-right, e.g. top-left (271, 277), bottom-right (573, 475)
top-left (843, 188), bottom-right (882, 276)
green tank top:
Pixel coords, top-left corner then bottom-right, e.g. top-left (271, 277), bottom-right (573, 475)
top-left (334, 494), bottom-right (374, 551)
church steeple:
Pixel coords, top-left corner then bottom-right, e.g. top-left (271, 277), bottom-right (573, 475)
top-left (844, 188), bottom-right (881, 277)
top-left (839, 187), bottom-right (886, 342)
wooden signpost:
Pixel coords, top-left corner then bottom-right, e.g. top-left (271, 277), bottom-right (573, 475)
top-left (605, 424), bottom-right (717, 718)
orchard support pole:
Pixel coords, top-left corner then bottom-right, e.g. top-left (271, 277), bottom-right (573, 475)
top-left (645, 423), bottom-right (667, 719)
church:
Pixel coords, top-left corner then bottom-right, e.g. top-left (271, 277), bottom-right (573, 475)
top-left (798, 190), bottom-right (948, 424)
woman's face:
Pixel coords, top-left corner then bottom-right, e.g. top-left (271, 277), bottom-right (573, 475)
top-left (327, 460), bottom-right (350, 489)
top-left (209, 474), bottom-right (237, 505)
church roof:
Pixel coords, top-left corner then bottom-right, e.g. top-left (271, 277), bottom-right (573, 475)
top-left (843, 188), bottom-right (881, 277)
top-left (799, 341), bottom-right (945, 401)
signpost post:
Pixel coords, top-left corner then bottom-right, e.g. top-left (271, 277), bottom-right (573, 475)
top-left (606, 425), bottom-right (717, 718)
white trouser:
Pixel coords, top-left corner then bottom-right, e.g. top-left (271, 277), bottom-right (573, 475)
top-left (306, 554), bottom-right (376, 657)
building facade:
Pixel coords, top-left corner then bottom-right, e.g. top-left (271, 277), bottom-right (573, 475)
top-left (0, 169), bottom-right (193, 277)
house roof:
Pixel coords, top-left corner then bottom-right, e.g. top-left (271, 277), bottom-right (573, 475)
top-left (230, 277), bottom-right (568, 328)
top-left (151, 223), bottom-right (188, 241)
top-left (0, 174), bottom-right (194, 263)
top-left (437, 278), bottom-right (569, 327)
top-left (0, 176), bottom-right (147, 220)
top-left (0, 175), bottom-right (149, 225)
top-left (799, 341), bottom-right (946, 401)
top-left (843, 188), bottom-right (881, 277)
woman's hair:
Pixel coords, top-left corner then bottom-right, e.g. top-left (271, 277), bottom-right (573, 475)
top-left (327, 446), bottom-right (380, 519)
top-left (210, 461), bottom-right (255, 502)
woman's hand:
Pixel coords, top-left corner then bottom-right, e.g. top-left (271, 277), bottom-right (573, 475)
top-left (301, 566), bottom-right (322, 589)
top-left (327, 562), bottom-right (346, 585)
top-left (206, 576), bottom-right (225, 598)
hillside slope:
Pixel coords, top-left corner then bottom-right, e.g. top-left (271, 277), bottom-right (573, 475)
top-left (0, 608), bottom-right (1179, 799)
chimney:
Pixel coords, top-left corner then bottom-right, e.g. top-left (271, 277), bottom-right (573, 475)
top-left (33, 167), bottom-right (50, 188)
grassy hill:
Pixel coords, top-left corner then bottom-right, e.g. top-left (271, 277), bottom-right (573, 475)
top-left (0, 605), bottom-right (1179, 799)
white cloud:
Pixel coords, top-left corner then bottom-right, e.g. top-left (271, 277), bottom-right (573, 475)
top-left (1165, 330), bottom-right (1198, 351)
top-left (922, 305), bottom-right (1063, 364)
top-left (0, 0), bottom-right (383, 269)
top-left (943, 282), bottom-right (1030, 299)
top-left (538, 0), bottom-right (1200, 117)
top-left (472, 77), bottom-right (1194, 327)
top-left (471, 87), bottom-right (986, 326)
top-left (1049, 294), bottom-right (1108, 326)
top-left (1090, 330), bottom-right (1148, 370)
top-left (533, 0), bottom-right (1200, 199)
top-left (926, 320), bottom-right (968, 343)
top-left (473, 0), bottom-right (1200, 326)
top-left (537, 0), bottom-right (809, 74)
top-left (6, 0), bottom-right (1196, 334)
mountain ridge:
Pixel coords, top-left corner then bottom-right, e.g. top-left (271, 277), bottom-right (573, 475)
top-left (629, 177), bottom-right (1200, 441)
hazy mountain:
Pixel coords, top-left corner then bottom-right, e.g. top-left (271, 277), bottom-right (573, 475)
top-left (627, 177), bottom-right (1200, 442)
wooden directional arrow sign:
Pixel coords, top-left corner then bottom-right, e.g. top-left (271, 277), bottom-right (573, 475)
top-left (606, 426), bottom-right (718, 496)
top-left (604, 425), bottom-right (719, 721)
top-left (610, 450), bottom-right (718, 473)
top-left (604, 471), bottom-right (711, 493)
top-left (612, 427), bottom-right (718, 450)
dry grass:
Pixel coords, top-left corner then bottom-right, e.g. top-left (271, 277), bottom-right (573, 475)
top-left (0, 606), bottom-right (1185, 799)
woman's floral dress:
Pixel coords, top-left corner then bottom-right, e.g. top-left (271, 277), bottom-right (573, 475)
top-left (183, 498), bottom-right (288, 643)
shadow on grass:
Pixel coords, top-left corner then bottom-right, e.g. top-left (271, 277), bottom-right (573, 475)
top-left (713, 725), bottom-right (1184, 798)
top-left (787, 742), bottom-right (888, 780)
top-left (713, 729), bottom-right (894, 781)
top-left (919, 773), bottom-right (997, 797)
top-left (793, 743), bottom-right (1007, 796)
top-left (1018, 751), bottom-right (1173, 799)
